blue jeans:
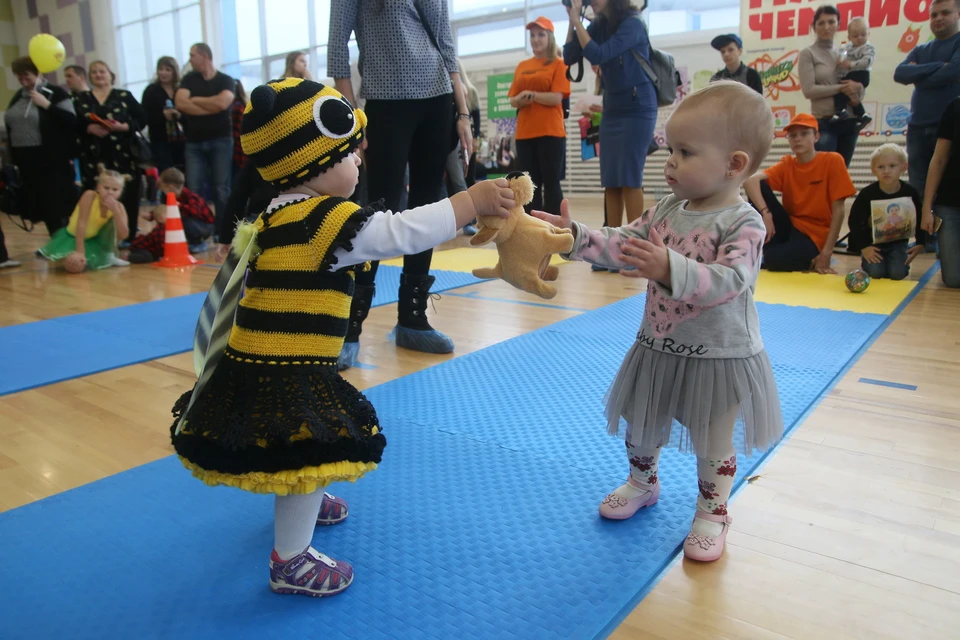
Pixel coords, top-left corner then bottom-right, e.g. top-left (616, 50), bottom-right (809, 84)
top-left (907, 125), bottom-right (940, 201)
top-left (443, 143), bottom-right (468, 197)
top-left (185, 137), bottom-right (232, 230)
top-left (754, 180), bottom-right (820, 272)
top-left (816, 117), bottom-right (858, 167)
top-left (935, 205), bottom-right (960, 288)
top-left (150, 139), bottom-right (185, 173)
top-left (861, 241), bottom-right (910, 281)
top-left (182, 216), bottom-right (215, 246)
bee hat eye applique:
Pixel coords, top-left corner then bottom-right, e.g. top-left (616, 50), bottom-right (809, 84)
top-left (240, 77), bottom-right (367, 189)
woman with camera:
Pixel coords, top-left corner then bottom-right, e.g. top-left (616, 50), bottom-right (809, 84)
top-left (563, 0), bottom-right (656, 227)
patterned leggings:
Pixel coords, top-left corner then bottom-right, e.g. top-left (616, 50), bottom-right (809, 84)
top-left (626, 407), bottom-right (739, 516)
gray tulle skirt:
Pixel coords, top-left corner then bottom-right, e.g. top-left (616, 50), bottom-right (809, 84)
top-left (604, 343), bottom-right (784, 457)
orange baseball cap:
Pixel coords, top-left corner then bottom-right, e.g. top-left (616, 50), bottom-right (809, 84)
top-left (526, 16), bottom-right (554, 32)
top-left (784, 113), bottom-right (819, 132)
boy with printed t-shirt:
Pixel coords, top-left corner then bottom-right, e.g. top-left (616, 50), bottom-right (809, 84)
top-left (848, 143), bottom-right (926, 280)
top-left (743, 113), bottom-right (856, 273)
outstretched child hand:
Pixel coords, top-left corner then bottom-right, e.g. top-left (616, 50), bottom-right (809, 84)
top-left (620, 227), bottom-right (670, 284)
top-left (531, 198), bottom-right (573, 230)
top-left (467, 178), bottom-right (515, 219)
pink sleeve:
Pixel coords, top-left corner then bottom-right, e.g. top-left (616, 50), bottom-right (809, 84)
top-left (564, 204), bottom-right (657, 269)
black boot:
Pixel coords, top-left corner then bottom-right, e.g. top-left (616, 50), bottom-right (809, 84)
top-left (394, 274), bottom-right (454, 353)
top-left (337, 284), bottom-right (375, 371)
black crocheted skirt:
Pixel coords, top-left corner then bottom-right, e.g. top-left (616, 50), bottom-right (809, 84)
top-left (170, 357), bottom-right (386, 495)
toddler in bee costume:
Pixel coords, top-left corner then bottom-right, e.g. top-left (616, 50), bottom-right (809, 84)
top-left (170, 78), bottom-right (514, 597)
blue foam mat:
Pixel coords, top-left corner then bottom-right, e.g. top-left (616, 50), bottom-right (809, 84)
top-left (369, 265), bottom-right (484, 307)
top-left (0, 266), bottom-right (486, 396)
top-left (0, 295), bottom-right (887, 639)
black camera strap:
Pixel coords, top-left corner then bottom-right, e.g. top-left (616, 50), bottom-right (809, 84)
top-left (565, 7), bottom-right (590, 83)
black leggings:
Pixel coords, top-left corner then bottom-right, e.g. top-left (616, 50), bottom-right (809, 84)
top-left (120, 174), bottom-right (142, 242)
top-left (357, 94), bottom-right (454, 286)
top-left (17, 155), bottom-right (76, 236)
top-left (0, 219), bottom-right (8, 263)
top-left (834, 69), bottom-right (869, 117)
top-left (515, 136), bottom-right (565, 216)
top-left (751, 181), bottom-right (819, 272)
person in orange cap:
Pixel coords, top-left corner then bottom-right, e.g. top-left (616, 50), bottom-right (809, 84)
top-left (508, 16), bottom-right (571, 216)
top-left (744, 113), bottom-right (856, 273)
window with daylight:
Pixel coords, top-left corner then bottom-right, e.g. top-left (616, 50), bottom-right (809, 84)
top-left (457, 18), bottom-right (527, 56)
top-left (213, 0), bottom-right (741, 79)
top-left (220, 0), bottom-right (359, 91)
top-left (452, 0), bottom-right (526, 20)
top-left (697, 6), bottom-right (740, 31)
top-left (644, 1), bottom-right (740, 36)
top-left (113, 0), bottom-right (202, 100)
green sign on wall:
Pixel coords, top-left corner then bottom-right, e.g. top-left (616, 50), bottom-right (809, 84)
top-left (487, 72), bottom-right (516, 120)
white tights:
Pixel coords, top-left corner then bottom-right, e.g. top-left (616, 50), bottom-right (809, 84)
top-left (273, 491), bottom-right (326, 560)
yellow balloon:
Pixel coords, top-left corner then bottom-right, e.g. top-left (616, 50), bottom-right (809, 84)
top-left (28, 34), bottom-right (66, 74)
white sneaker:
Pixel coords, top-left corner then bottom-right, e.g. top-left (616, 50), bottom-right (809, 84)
top-left (0, 259), bottom-right (20, 269)
top-left (108, 254), bottom-right (130, 267)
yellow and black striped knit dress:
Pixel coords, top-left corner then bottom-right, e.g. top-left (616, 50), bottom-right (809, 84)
top-left (171, 195), bottom-right (386, 495)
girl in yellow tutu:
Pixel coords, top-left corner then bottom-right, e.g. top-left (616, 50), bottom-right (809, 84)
top-left (39, 165), bottom-right (130, 272)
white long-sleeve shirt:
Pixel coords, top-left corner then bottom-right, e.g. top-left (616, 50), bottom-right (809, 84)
top-left (265, 193), bottom-right (456, 268)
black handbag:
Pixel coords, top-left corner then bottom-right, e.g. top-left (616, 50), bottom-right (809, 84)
top-left (0, 164), bottom-right (34, 231)
top-left (129, 129), bottom-right (153, 166)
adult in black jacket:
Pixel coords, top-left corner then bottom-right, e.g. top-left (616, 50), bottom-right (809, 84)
top-left (74, 60), bottom-right (148, 243)
top-left (5, 57), bottom-right (79, 236)
top-left (141, 56), bottom-right (185, 172)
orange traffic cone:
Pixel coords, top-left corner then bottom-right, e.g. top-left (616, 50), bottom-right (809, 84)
top-left (154, 191), bottom-right (203, 268)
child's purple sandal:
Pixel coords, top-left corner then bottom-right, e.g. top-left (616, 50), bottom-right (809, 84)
top-left (269, 547), bottom-right (354, 597)
top-left (316, 492), bottom-right (348, 525)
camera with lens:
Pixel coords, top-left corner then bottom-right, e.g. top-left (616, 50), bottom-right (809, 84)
top-left (561, 0), bottom-right (591, 7)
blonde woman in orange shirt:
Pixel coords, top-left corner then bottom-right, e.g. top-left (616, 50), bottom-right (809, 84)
top-left (509, 16), bottom-right (571, 215)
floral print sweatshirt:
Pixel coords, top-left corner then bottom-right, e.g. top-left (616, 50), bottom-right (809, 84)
top-left (563, 195), bottom-right (765, 359)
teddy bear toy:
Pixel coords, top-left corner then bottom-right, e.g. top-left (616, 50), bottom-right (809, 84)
top-left (469, 172), bottom-right (574, 300)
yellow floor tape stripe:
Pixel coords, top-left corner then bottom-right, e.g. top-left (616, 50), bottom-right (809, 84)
top-left (385, 248), bottom-right (915, 315)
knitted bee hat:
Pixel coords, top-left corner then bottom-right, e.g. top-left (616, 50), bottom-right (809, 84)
top-left (240, 77), bottom-right (367, 189)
